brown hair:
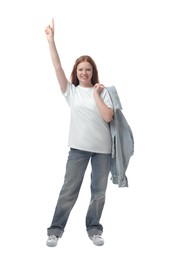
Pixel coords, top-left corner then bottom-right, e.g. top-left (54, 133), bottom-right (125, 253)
top-left (70, 55), bottom-right (99, 86)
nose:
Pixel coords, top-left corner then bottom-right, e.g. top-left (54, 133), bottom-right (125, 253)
top-left (82, 70), bottom-right (87, 75)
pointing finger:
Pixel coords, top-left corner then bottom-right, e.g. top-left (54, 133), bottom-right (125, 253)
top-left (52, 18), bottom-right (54, 31)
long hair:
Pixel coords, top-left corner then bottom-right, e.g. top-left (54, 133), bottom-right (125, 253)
top-left (70, 55), bottom-right (99, 86)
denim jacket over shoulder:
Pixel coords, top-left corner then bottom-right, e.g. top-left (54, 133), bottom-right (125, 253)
top-left (106, 86), bottom-right (134, 187)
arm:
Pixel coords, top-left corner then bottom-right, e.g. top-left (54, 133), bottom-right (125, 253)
top-left (94, 84), bottom-right (113, 123)
top-left (45, 19), bottom-right (67, 93)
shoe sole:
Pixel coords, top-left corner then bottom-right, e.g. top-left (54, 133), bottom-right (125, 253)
top-left (46, 242), bottom-right (57, 247)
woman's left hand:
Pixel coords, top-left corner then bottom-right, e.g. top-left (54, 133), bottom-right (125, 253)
top-left (94, 83), bottom-right (104, 95)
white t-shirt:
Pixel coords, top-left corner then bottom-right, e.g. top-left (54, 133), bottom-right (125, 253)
top-left (64, 82), bottom-right (113, 154)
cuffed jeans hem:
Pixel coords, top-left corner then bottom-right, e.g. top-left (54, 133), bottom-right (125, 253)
top-left (87, 228), bottom-right (103, 237)
top-left (47, 228), bottom-right (64, 238)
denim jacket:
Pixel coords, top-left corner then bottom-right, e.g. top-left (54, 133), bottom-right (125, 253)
top-left (106, 86), bottom-right (134, 187)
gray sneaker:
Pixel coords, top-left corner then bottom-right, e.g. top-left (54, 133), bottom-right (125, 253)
top-left (46, 235), bottom-right (59, 247)
top-left (90, 235), bottom-right (104, 246)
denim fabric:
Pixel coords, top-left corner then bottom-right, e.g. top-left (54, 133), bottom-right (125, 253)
top-left (106, 86), bottom-right (134, 187)
top-left (47, 148), bottom-right (111, 238)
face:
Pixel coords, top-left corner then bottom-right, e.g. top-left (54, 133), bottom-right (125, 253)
top-left (77, 61), bottom-right (93, 87)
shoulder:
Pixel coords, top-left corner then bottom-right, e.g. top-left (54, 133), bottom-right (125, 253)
top-left (64, 81), bottom-right (76, 96)
top-left (101, 87), bottom-right (110, 97)
top-left (106, 86), bottom-right (123, 110)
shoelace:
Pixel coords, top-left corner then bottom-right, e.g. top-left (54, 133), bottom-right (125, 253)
top-left (49, 235), bottom-right (57, 241)
top-left (93, 235), bottom-right (102, 239)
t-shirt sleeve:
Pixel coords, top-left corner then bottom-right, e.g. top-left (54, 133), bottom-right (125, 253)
top-left (63, 81), bottom-right (71, 97)
top-left (63, 81), bottom-right (75, 105)
top-left (101, 88), bottom-right (114, 110)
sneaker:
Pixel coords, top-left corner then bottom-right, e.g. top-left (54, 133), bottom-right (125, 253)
top-left (90, 235), bottom-right (104, 246)
top-left (46, 235), bottom-right (59, 247)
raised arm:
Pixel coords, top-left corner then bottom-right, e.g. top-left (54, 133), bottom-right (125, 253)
top-left (45, 19), bottom-right (67, 93)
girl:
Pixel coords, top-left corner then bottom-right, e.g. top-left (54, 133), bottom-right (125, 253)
top-left (45, 19), bottom-right (113, 247)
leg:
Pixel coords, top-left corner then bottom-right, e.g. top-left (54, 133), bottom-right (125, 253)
top-left (86, 153), bottom-right (111, 237)
top-left (47, 149), bottom-right (91, 237)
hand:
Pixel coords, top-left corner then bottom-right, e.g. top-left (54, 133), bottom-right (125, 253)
top-left (45, 18), bottom-right (55, 42)
top-left (94, 83), bottom-right (104, 95)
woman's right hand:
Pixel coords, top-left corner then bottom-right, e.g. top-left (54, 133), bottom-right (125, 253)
top-left (45, 18), bottom-right (54, 43)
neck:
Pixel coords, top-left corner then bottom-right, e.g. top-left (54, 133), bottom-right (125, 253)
top-left (80, 83), bottom-right (93, 88)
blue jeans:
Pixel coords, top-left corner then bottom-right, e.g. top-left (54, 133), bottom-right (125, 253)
top-left (47, 148), bottom-right (111, 237)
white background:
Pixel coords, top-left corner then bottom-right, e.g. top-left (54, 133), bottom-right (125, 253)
top-left (0, 0), bottom-right (173, 259)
